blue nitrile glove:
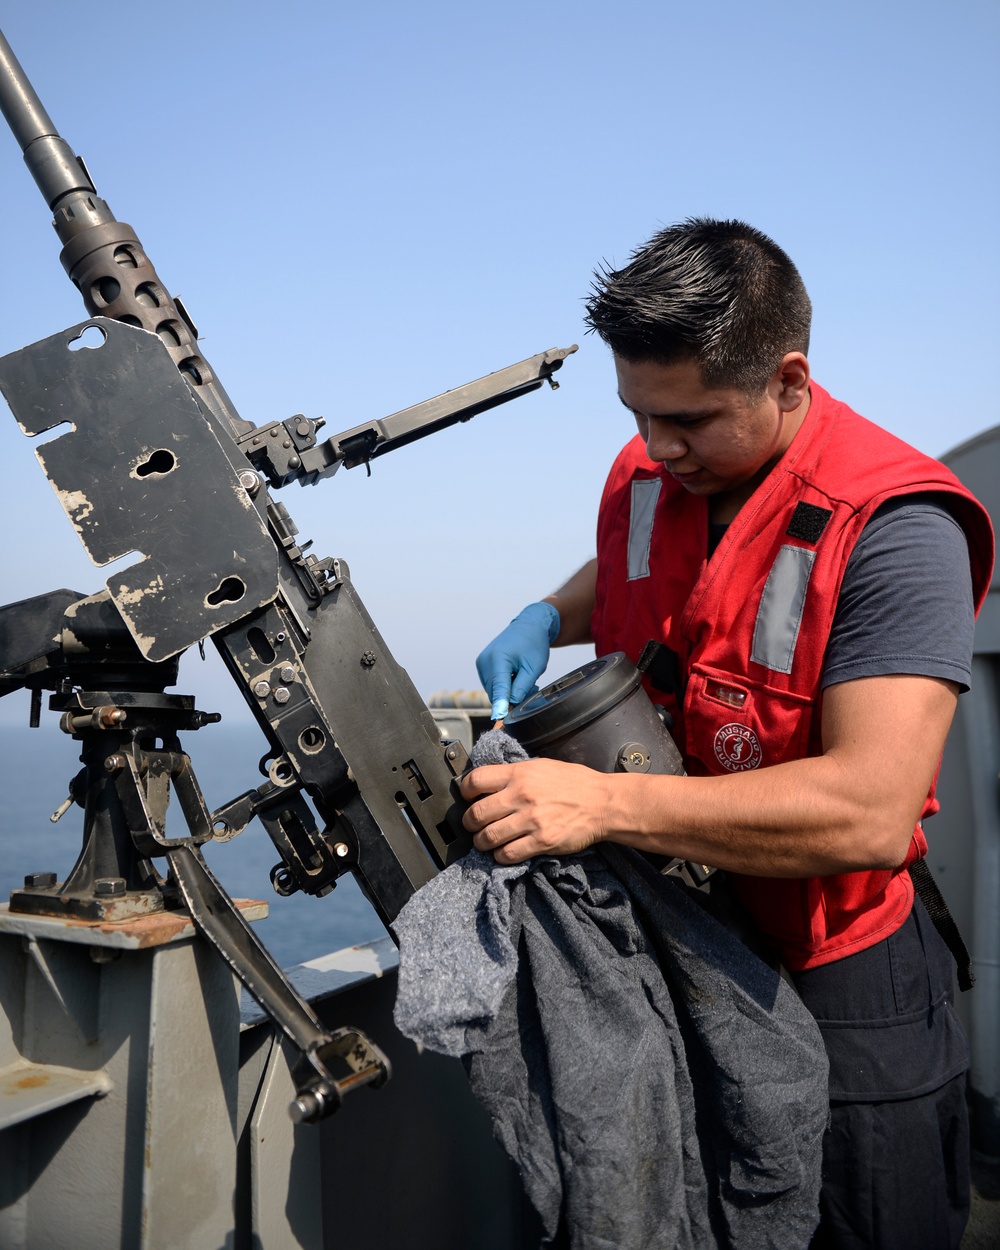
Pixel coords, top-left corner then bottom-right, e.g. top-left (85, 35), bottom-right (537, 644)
top-left (476, 601), bottom-right (560, 721)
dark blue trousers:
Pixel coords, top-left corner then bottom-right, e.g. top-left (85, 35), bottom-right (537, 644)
top-left (793, 899), bottom-right (971, 1250)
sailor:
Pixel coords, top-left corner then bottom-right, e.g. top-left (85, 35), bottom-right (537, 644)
top-left (462, 218), bottom-right (994, 1250)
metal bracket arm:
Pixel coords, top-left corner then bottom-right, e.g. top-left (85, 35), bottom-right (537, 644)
top-left (112, 752), bottom-right (390, 1121)
top-left (247, 344), bottom-right (579, 485)
top-left (168, 844), bottom-right (390, 1122)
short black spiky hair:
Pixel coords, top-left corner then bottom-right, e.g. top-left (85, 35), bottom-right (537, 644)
top-left (584, 218), bottom-right (811, 393)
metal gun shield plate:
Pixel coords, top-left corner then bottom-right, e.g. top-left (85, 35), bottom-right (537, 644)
top-left (0, 318), bottom-right (279, 661)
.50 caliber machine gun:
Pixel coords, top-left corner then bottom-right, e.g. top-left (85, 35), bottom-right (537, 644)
top-left (0, 29), bottom-right (575, 1124)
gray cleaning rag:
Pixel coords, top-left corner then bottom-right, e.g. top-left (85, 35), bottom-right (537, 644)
top-left (392, 729), bottom-right (828, 1250)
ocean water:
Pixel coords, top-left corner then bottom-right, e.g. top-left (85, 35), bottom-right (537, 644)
top-left (0, 721), bottom-right (389, 969)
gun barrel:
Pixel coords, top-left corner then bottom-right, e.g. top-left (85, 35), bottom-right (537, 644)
top-left (0, 29), bottom-right (94, 209)
top-left (0, 25), bottom-right (252, 441)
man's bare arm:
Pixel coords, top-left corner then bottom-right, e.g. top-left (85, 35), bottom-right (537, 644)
top-left (543, 558), bottom-right (597, 646)
top-left (460, 674), bottom-right (959, 876)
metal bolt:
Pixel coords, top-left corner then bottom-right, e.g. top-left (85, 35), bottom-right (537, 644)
top-left (252, 435), bottom-right (261, 445)
top-left (289, 1091), bottom-right (321, 1124)
top-left (273, 687), bottom-right (290, 705)
top-left (446, 747), bottom-right (457, 760)
top-left (239, 470), bottom-right (260, 496)
top-left (334, 842), bottom-right (350, 858)
top-left (105, 753), bottom-right (127, 773)
top-left (279, 665), bottom-right (296, 682)
top-left (618, 744), bottom-right (651, 773)
top-left (296, 421), bottom-right (311, 437)
top-left (360, 650), bottom-right (377, 668)
top-left (94, 877), bottom-right (126, 898)
top-left (281, 438), bottom-right (291, 449)
top-left (24, 871), bottom-right (57, 889)
top-left (275, 632), bottom-right (286, 643)
top-left (253, 680), bottom-right (271, 698)
top-left (270, 428), bottom-right (279, 438)
top-left (288, 455), bottom-right (301, 469)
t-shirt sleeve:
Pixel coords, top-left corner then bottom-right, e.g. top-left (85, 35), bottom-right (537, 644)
top-left (820, 495), bottom-right (975, 691)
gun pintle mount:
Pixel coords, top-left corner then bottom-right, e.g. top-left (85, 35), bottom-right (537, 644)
top-left (0, 27), bottom-right (576, 1122)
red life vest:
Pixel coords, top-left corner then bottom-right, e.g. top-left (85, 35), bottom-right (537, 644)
top-left (591, 383), bottom-right (994, 970)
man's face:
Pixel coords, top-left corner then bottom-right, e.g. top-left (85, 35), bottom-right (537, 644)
top-left (614, 355), bottom-right (809, 518)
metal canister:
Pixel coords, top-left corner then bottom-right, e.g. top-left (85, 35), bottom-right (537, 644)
top-left (504, 652), bottom-right (685, 777)
top-left (505, 654), bottom-right (718, 888)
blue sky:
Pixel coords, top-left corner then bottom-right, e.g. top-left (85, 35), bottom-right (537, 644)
top-left (0, 0), bottom-right (996, 726)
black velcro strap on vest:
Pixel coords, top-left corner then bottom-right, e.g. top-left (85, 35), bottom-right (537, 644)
top-left (785, 501), bottom-right (833, 544)
top-left (908, 857), bottom-right (975, 991)
top-left (637, 640), bottom-right (681, 696)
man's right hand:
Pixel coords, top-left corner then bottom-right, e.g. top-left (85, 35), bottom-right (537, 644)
top-left (476, 601), bottom-right (561, 721)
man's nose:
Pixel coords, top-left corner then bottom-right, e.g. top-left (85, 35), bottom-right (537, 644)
top-left (646, 424), bottom-right (687, 462)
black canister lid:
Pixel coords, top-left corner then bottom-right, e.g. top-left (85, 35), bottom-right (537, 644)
top-left (505, 652), bottom-right (640, 751)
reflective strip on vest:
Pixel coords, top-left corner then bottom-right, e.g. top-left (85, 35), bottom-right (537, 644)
top-left (627, 478), bottom-right (661, 580)
top-left (750, 544), bottom-right (816, 673)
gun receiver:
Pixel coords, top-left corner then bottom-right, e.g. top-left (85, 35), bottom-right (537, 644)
top-left (0, 28), bottom-right (575, 1120)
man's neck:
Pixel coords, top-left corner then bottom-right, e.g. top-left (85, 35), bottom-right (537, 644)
top-left (709, 387), bottom-right (812, 524)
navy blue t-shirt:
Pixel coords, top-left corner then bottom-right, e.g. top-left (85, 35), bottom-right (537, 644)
top-left (710, 494), bottom-right (975, 691)
top-left (821, 494), bottom-right (975, 691)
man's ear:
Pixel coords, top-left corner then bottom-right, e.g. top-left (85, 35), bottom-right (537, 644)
top-left (773, 352), bottom-right (810, 411)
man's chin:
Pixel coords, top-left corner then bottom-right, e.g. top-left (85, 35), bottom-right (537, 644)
top-left (671, 472), bottom-right (719, 496)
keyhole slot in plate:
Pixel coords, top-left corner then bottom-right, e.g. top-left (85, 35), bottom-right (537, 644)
top-left (134, 449), bottom-right (176, 478)
top-left (206, 576), bottom-right (246, 607)
top-left (68, 324), bottom-right (107, 352)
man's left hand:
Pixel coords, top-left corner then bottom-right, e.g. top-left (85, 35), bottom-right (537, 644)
top-left (459, 759), bottom-right (609, 863)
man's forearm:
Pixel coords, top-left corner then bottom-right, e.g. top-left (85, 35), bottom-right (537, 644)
top-left (601, 757), bottom-right (915, 876)
top-left (543, 558), bottom-right (597, 646)
top-left (461, 675), bottom-right (959, 876)
top-left (463, 752), bottom-right (923, 877)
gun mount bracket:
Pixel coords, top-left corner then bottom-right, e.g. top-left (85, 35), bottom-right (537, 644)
top-left (0, 318), bottom-right (280, 661)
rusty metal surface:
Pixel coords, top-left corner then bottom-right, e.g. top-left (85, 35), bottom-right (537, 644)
top-left (9, 885), bottom-right (168, 923)
top-left (0, 899), bottom-right (268, 949)
top-left (0, 1061), bottom-right (112, 1131)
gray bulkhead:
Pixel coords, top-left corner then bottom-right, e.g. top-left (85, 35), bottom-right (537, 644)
top-left (930, 424), bottom-right (1000, 1162)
